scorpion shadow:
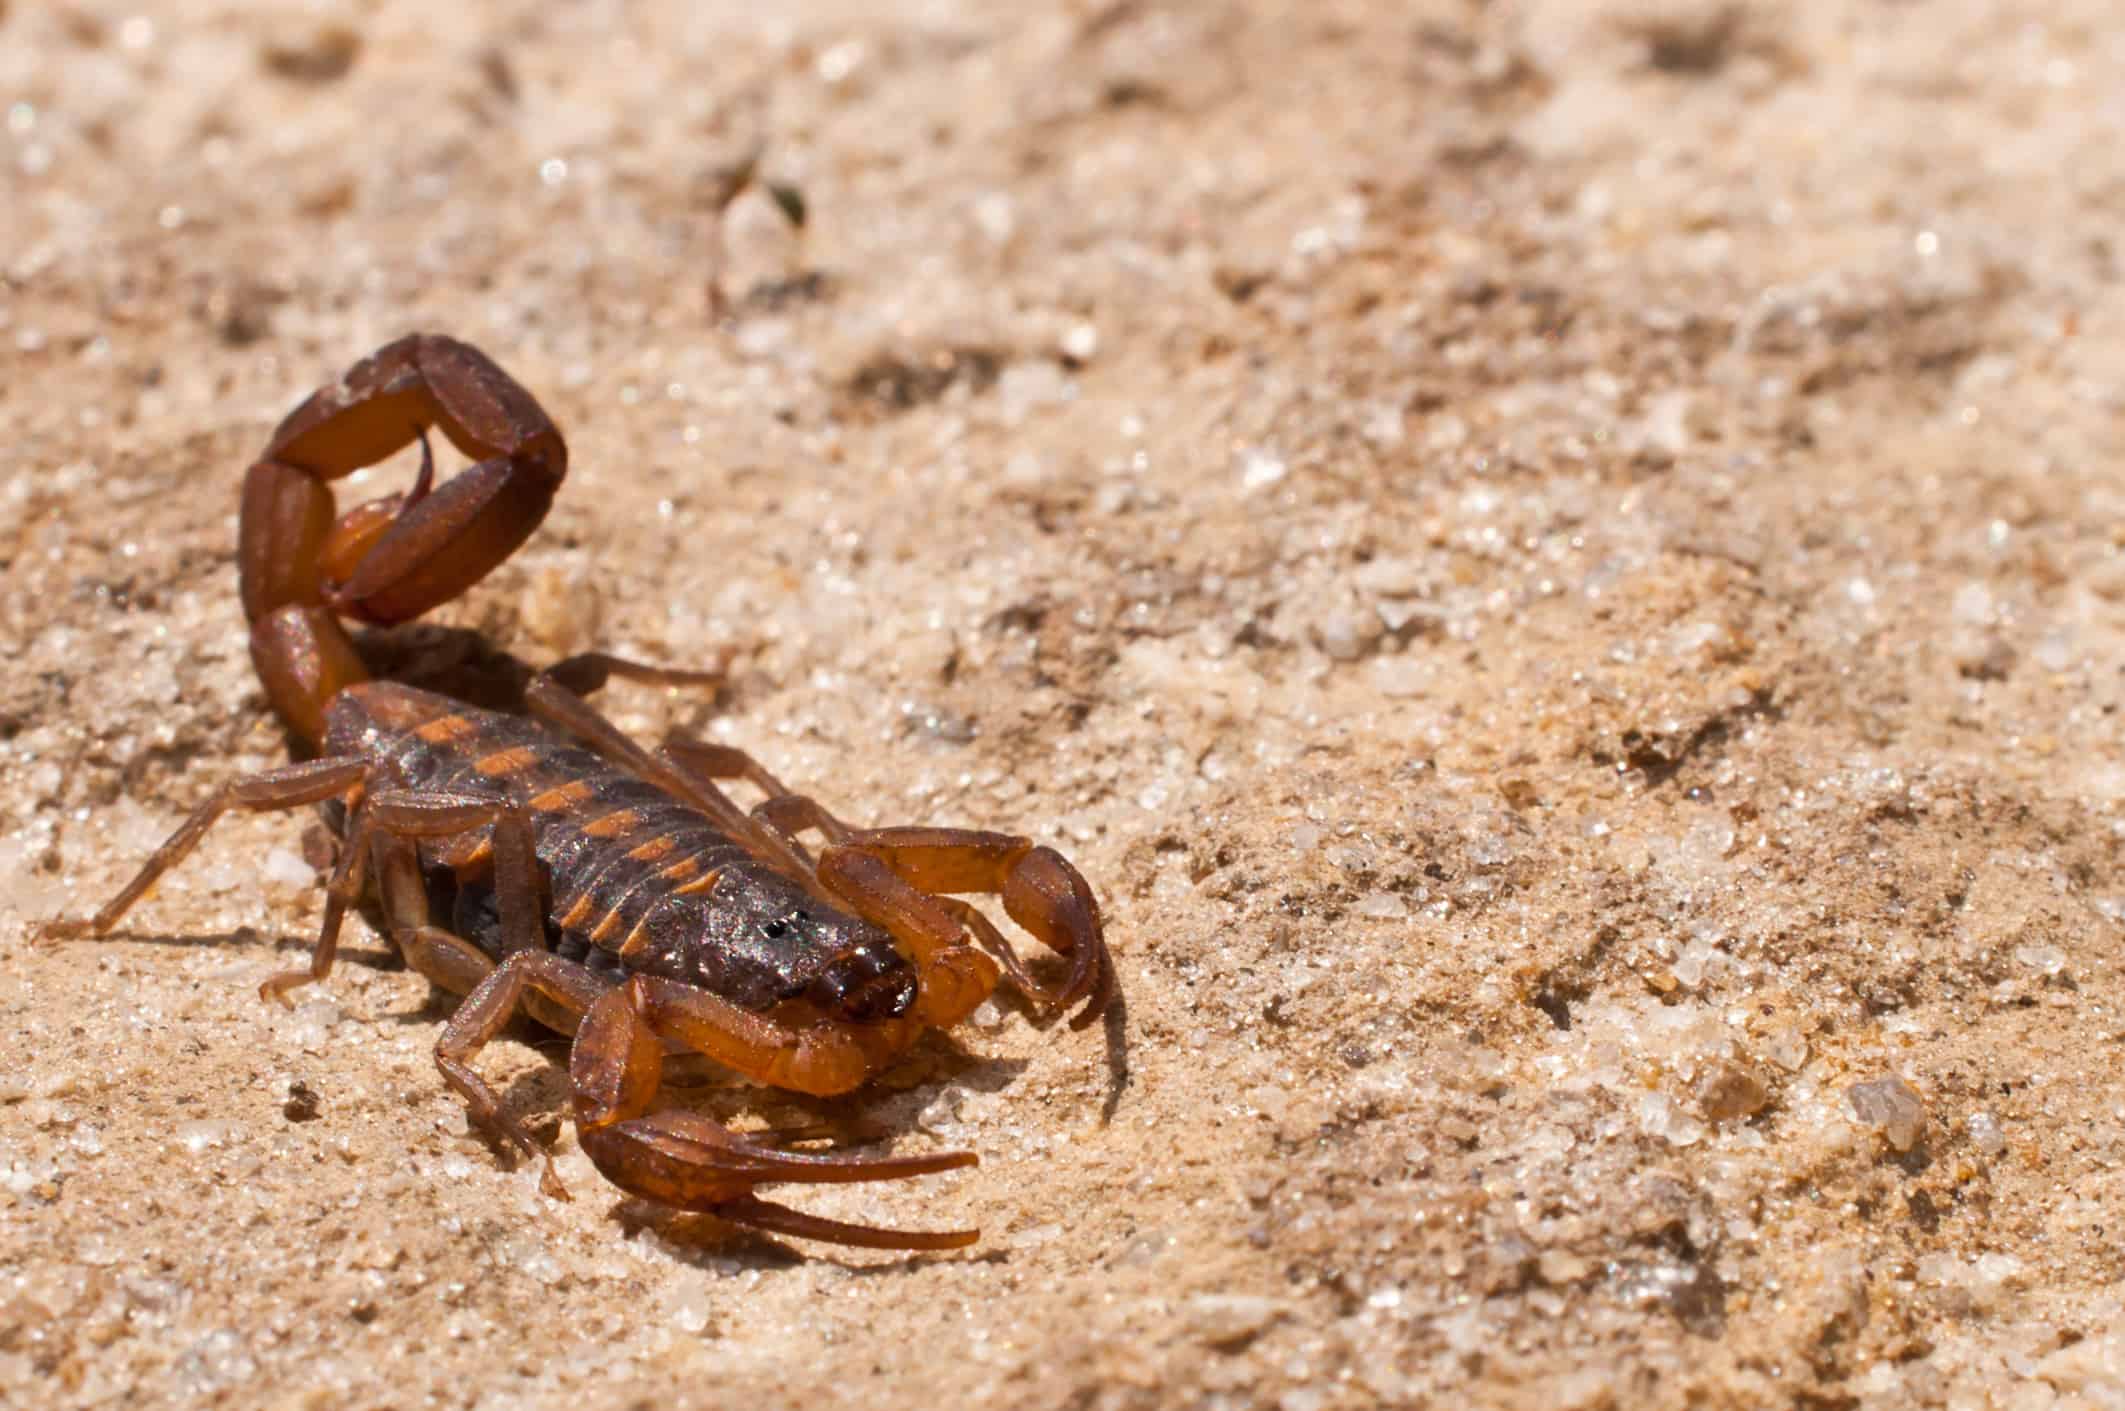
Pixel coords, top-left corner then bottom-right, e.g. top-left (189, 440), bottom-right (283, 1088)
top-left (621, 1208), bottom-right (973, 1275)
top-left (93, 925), bottom-right (404, 977)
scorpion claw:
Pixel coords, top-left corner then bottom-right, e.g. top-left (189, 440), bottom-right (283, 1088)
top-left (590, 1108), bottom-right (975, 1186)
top-left (709, 1195), bottom-right (979, 1253)
top-left (575, 1110), bottom-right (979, 1251)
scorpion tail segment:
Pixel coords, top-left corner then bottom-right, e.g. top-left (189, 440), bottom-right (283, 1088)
top-left (326, 451), bottom-right (558, 625)
top-left (250, 605), bottom-right (373, 749)
top-left (320, 335), bottom-right (566, 627)
top-left (260, 335), bottom-right (565, 484)
top-left (709, 1195), bottom-right (980, 1253)
top-left (241, 335), bottom-right (567, 633)
top-left (239, 460), bottom-right (338, 625)
top-left (262, 334), bottom-right (439, 474)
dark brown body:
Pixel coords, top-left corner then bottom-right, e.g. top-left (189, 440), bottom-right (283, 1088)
top-left (51, 335), bottom-right (1112, 1251)
top-left (330, 681), bottom-right (915, 1021)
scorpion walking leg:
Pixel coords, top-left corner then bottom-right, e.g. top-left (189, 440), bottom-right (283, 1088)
top-left (568, 974), bottom-right (979, 1250)
top-left (259, 789), bottom-right (373, 1005)
top-left (255, 785), bottom-right (542, 1006)
top-left (242, 334), bottom-right (568, 630)
top-left (48, 758), bottom-right (586, 1172)
top-left (538, 650), bottom-right (732, 700)
top-left (435, 951), bottom-right (613, 1199)
top-left (355, 792), bottom-right (582, 1191)
top-left (361, 791), bottom-right (547, 957)
top-left (44, 758), bottom-right (375, 998)
top-left (47, 764), bottom-right (547, 1013)
top-left (370, 833), bottom-right (501, 999)
top-left (657, 733), bottom-right (842, 869)
top-left (367, 829), bottom-right (595, 1198)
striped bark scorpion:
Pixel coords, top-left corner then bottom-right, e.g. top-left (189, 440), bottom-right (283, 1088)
top-left (48, 334), bottom-right (1114, 1251)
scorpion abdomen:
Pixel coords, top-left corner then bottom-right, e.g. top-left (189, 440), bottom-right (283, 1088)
top-left (326, 681), bottom-right (897, 1014)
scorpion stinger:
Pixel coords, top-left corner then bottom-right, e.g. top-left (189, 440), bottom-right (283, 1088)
top-left (237, 333), bottom-right (568, 744)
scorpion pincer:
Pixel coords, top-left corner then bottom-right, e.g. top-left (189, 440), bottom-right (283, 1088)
top-left (47, 334), bottom-right (1115, 1250)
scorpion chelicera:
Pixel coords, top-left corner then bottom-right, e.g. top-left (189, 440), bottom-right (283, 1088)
top-left (48, 334), bottom-right (1114, 1250)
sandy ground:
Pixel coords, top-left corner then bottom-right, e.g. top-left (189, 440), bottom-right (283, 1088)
top-left (6, 1), bottom-right (2125, 1407)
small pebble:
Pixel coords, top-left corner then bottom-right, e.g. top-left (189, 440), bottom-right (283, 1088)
top-left (1008, 1222), bottom-right (1062, 1250)
top-left (1694, 1060), bottom-right (1768, 1122)
top-left (176, 1119), bottom-right (246, 1154)
top-left (1059, 323), bottom-right (1099, 363)
top-left (1187, 1294), bottom-right (1285, 1348)
top-left (2013, 943), bottom-right (2067, 978)
top-left (1353, 892), bottom-right (1406, 920)
top-left (259, 22), bottom-right (361, 81)
top-left (1639, 1091), bottom-right (1706, 1147)
top-left (262, 847), bottom-right (313, 889)
top-left (673, 1292), bottom-right (713, 1335)
top-left (1238, 448), bottom-right (1287, 492)
top-left (1847, 1076), bottom-right (1927, 1153)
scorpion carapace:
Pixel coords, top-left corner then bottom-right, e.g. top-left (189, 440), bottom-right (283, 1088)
top-left (50, 334), bottom-right (1115, 1252)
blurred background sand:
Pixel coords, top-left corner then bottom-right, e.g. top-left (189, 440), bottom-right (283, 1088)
top-left (5, 3), bottom-right (2125, 1406)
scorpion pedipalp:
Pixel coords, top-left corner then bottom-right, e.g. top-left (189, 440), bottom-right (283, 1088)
top-left (558, 972), bottom-right (979, 1249)
top-left (814, 828), bottom-right (1115, 1029)
top-left (575, 1111), bottom-right (979, 1250)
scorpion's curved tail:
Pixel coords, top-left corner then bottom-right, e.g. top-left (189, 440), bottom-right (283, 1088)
top-left (238, 335), bottom-right (568, 747)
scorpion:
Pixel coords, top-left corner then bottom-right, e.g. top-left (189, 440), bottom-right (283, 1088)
top-left (48, 334), bottom-right (1114, 1251)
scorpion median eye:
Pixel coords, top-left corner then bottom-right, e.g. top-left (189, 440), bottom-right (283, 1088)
top-left (764, 918), bottom-right (788, 938)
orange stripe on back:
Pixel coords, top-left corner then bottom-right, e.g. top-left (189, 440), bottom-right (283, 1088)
top-left (475, 745), bottom-right (538, 777)
top-left (583, 808), bottom-right (641, 838)
top-left (415, 714), bottom-right (477, 745)
top-left (626, 836), bottom-right (677, 863)
top-left (529, 780), bottom-right (594, 812)
top-left (673, 868), bottom-right (721, 897)
top-left (441, 836), bottom-right (493, 869)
